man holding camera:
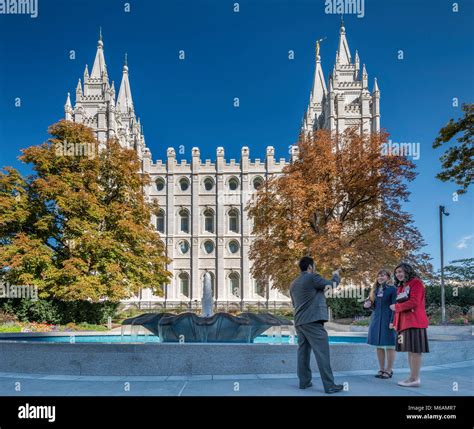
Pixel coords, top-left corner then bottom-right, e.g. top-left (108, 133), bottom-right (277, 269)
top-left (290, 256), bottom-right (344, 394)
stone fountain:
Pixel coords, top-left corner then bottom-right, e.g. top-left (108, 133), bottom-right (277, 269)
top-left (122, 272), bottom-right (292, 343)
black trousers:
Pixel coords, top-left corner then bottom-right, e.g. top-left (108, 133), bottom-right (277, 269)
top-left (295, 321), bottom-right (335, 390)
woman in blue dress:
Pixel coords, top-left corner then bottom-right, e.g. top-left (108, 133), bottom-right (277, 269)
top-left (363, 269), bottom-right (397, 379)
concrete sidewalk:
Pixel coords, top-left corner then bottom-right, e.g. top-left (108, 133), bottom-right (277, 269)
top-left (0, 360), bottom-right (472, 396)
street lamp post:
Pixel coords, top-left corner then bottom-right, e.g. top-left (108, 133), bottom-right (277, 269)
top-left (163, 283), bottom-right (167, 309)
top-left (266, 279), bottom-right (270, 310)
top-left (439, 205), bottom-right (450, 325)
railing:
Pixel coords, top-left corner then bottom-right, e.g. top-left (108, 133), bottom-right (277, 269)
top-left (126, 300), bottom-right (293, 314)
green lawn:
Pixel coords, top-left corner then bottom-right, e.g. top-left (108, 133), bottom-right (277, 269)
top-left (0, 325), bottom-right (22, 333)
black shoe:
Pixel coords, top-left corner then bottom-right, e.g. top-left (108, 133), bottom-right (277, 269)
top-left (299, 382), bottom-right (313, 389)
top-left (325, 384), bottom-right (344, 394)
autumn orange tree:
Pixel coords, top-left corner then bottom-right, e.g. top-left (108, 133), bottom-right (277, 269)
top-left (0, 120), bottom-right (170, 301)
top-left (247, 129), bottom-right (432, 291)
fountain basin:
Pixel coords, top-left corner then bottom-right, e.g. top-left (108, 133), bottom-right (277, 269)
top-left (0, 333), bottom-right (472, 376)
top-left (122, 312), bottom-right (293, 343)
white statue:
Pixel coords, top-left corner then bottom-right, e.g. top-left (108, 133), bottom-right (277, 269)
top-left (201, 272), bottom-right (214, 317)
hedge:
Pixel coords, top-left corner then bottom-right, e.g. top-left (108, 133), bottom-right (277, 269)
top-left (327, 285), bottom-right (474, 319)
top-left (0, 298), bottom-right (119, 325)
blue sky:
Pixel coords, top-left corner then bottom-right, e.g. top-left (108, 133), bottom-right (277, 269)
top-left (0, 0), bottom-right (473, 271)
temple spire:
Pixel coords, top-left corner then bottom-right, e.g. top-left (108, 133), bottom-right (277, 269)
top-left (362, 63), bottom-right (368, 88)
top-left (354, 50), bottom-right (360, 72)
top-left (301, 38), bottom-right (327, 134)
top-left (116, 53), bottom-right (134, 113)
top-left (310, 38), bottom-right (327, 105)
top-left (336, 20), bottom-right (351, 65)
top-left (64, 92), bottom-right (72, 120)
top-left (373, 77), bottom-right (379, 93)
top-left (90, 28), bottom-right (107, 79)
top-left (75, 79), bottom-right (82, 95)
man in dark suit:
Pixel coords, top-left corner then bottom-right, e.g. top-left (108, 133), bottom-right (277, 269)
top-left (290, 256), bottom-right (344, 394)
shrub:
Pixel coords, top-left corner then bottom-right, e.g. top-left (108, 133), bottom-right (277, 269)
top-left (227, 305), bottom-right (240, 315)
top-left (114, 306), bottom-right (143, 322)
top-left (0, 298), bottom-right (119, 324)
top-left (327, 296), bottom-right (367, 319)
top-left (272, 308), bottom-right (294, 319)
top-left (0, 299), bottom-right (61, 324)
top-left (244, 305), bottom-right (259, 313)
top-left (425, 285), bottom-right (474, 313)
top-left (426, 304), bottom-right (465, 325)
top-left (0, 310), bottom-right (18, 324)
top-left (352, 317), bottom-right (370, 326)
top-left (448, 317), bottom-right (471, 325)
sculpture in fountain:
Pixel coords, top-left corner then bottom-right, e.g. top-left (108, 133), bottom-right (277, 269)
top-left (122, 272), bottom-right (292, 343)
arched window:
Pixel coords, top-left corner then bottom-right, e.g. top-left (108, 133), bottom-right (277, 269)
top-left (155, 177), bottom-right (165, 191)
top-left (203, 240), bottom-right (215, 254)
top-left (228, 208), bottom-right (239, 233)
top-left (179, 177), bottom-right (190, 191)
top-left (178, 240), bottom-right (190, 255)
top-left (204, 177), bottom-right (214, 191)
top-left (228, 240), bottom-right (240, 254)
top-left (254, 279), bottom-right (266, 298)
top-left (157, 209), bottom-right (165, 233)
top-left (179, 273), bottom-right (190, 298)
top-left (179, 209), bottom-right (190, 233)
top-left (229, 272), bottom-right (240, 298)
top-left (228, 177), bottom-right (239, 191)
top-left (253, 176), bottom-right (264, 190)
top-left (203, 208), bottom-right (214, 233)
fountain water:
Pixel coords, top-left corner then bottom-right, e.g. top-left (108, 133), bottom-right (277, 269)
top-left (201, 271), bottom-right (213, 317)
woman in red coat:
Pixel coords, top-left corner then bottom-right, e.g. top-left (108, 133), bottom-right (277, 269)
top-left (389, 263), bottom-right (429, 387)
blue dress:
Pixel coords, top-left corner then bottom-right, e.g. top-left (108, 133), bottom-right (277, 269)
top-left (367, 284), bottom-right (396, 347)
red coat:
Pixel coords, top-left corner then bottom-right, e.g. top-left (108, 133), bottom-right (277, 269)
top-left (393, 277), bottom-right (429, 332)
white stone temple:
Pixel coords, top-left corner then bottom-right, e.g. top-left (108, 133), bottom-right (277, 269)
top-left (63, 23), bottom-right (380, 308)
top-left (301, 24), bottom-right (380, 135)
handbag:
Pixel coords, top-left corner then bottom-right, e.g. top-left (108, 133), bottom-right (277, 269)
top-left (396, 286), bottom-right (410, 303)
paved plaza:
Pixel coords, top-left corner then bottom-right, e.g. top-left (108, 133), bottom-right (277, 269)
top-left (1, 360), bottom-right (472, 396)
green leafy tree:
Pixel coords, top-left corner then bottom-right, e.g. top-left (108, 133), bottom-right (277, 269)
top-left (444, 258), bottom-right (474, 283)
top-left (433, 103), bottom-right (473, 194)
top-left (0, 120), bottom-right (171, 301)
top-left (428, 258), bottom-right (474, 287)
